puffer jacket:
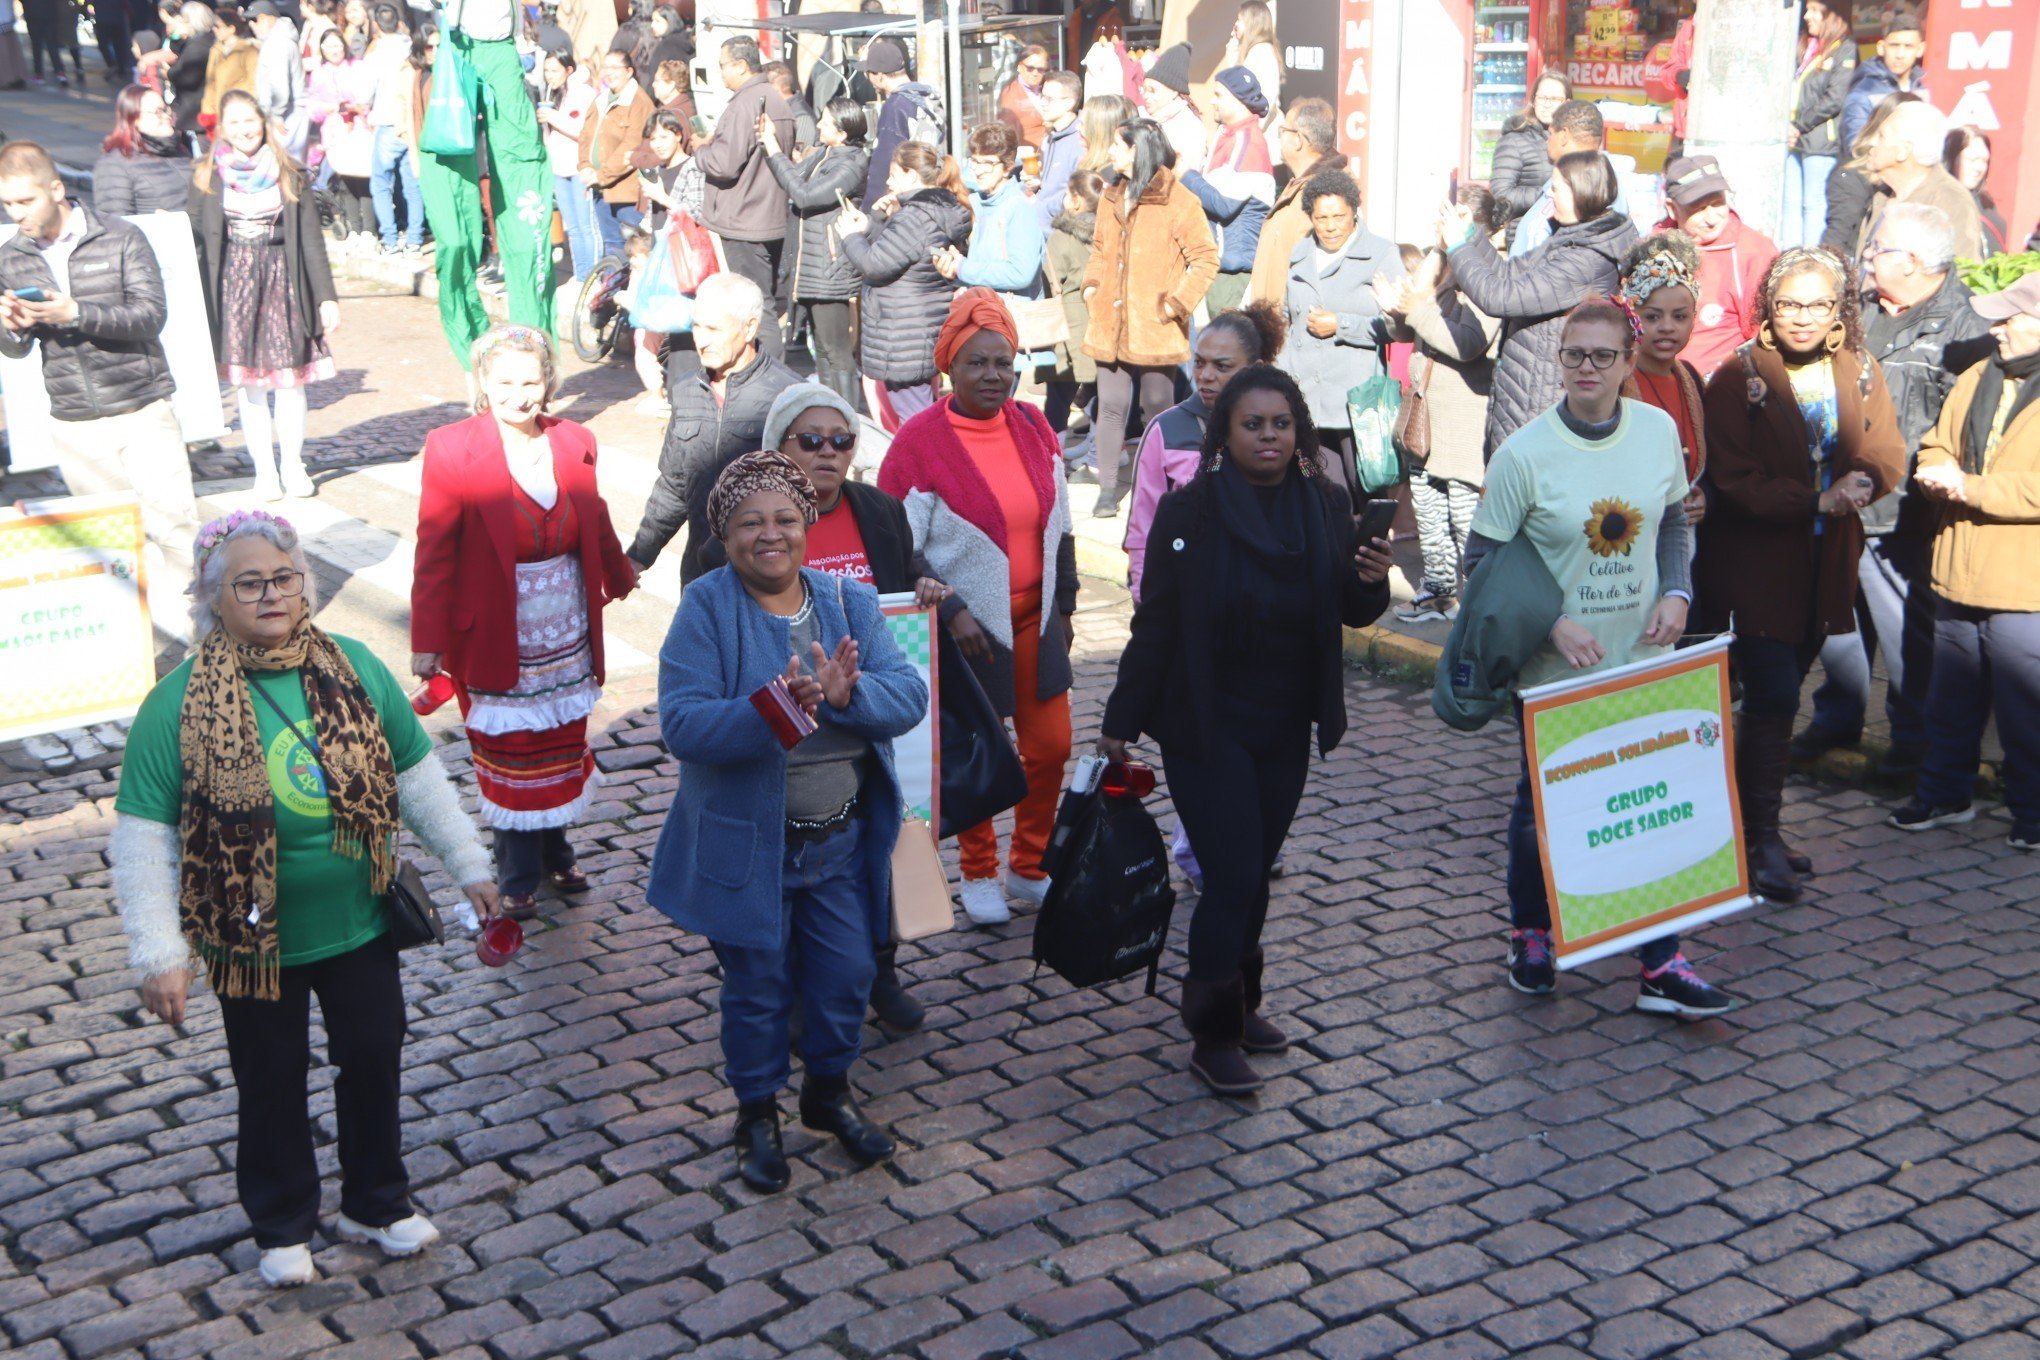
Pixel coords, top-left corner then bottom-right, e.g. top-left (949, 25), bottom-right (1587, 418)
top-left (0, 207), bottom-right (173, 421)
top-left (92, 146), bottom-right (194, 216)
top-left (1046, 209), bottom-right (1095, 384)
top-left (628, 353), bottom-right (804, 581)
top-left (1083, 166), bottom-right (1220, 369)
top-left (1179, 117), bottom-right (1274, 273)
top-left (1488, 115), bottom-right (1551, 223)
top-left (1279, 222), bottom-right (1403, 432)
top-left (1124, 393), bottom-right (1207, 599)
top-left (1841, 58), bottom-right (1928, 159)
top-left (1791, 38), bottom-right (1857, 159)
top-left (1861, 269), bottom-right (1995, 537)
top-left (766, 144), bottom-right (869, 303)
top-left (1447, 210), bottom-right (1639, 454)
top-left (841, 186), bottom-right (973, 386)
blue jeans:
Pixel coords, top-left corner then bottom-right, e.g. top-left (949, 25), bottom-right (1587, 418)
top-left (370, 126), bottom-right (422, 248)
top-left (1508, 752), bottom-right (1678, 970)
top-left (709, 824), bottom-right (874, 1103)
top-left (592, 198), bottom-right (640, 259)
top-left (1808, 533), bottom-right (1935, 749)
top-left (1780, 150), bottom-right (1837, 250)
top-left (554, 175), bottom-right (603, 283)
top-left (1915, 601), bottom-right (2040, 825)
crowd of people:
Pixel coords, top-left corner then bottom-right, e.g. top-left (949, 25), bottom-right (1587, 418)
top-left (1, 0), bottom-right (2038, 1300)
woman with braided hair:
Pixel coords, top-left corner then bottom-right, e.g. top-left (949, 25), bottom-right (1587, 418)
top-left (110, 509), bottom-right (500, 1289)
top-left (1620, 230), bottom-right (1712, 536)
top-left (1696, 247), bottom-right (1904, 904)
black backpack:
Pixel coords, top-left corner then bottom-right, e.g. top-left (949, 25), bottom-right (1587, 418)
top-left (1032, 762), bottom-right (1178, 995)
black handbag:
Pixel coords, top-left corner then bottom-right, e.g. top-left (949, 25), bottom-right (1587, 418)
top-left (250, 679), bottom-right (444, 951)
top-left (1033, 762), bottom-right (1177, 995)
top-left (936, 627), bottom-right (1030, 839)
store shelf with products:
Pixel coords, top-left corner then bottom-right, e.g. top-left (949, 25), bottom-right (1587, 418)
top-left (1553, 0), bottom-right (1684, 171)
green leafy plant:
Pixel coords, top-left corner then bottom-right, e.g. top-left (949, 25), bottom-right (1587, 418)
top-left (1956, 251), bottom-right (2040, 295)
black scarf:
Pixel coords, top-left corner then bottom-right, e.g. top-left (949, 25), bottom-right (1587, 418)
top-left (1209, 458), bottom-right (1326, 650)
top-left (1961, 349), bottom-right (2040, 473)
top-left (140, 131), bottom-right (187, 160)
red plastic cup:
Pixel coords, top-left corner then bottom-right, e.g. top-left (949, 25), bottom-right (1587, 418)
top-left (410, 671), bottom-right (456, 715)
top-left (476, 917), bottom-right (524, 967)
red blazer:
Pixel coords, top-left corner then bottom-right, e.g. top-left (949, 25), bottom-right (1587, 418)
top-left (411, 413), bottom-right (638, 693)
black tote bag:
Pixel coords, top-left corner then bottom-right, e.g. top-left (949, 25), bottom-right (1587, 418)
top-left (936, 627), bottom-right (1030, 839)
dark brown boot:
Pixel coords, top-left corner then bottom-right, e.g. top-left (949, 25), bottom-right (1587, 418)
top-left (1738, 714), bottom-right (1802, 903)
top-left (1239, 949), bottom-right (1290, 1054)
top-left (1180, 976), bottom-right (1262, 1096)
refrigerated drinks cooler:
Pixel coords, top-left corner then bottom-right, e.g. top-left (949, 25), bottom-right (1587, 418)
top-left (1471, 4), bottom-right (1532, 181)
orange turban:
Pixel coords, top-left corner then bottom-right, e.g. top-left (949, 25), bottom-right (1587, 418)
top-left (933, 287), bottom-right (1020, 375)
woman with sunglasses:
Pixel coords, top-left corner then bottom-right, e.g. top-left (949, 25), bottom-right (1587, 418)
top-left (998, 43), bottom-right (1052, 153)
top-left (1696, 247), bottom-right (1903, 903)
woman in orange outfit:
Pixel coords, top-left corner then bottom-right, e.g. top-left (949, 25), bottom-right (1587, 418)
top-left (877, 289), bottom-right (1078, 926)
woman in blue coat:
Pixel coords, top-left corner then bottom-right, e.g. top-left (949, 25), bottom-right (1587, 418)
top-left (649, 451), bottom-right (928, 1195)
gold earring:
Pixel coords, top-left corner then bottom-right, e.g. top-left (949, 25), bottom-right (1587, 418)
top-left (1757, 320), bottom-right (1777, 350)
top-left (1824, 322), bottom-right (1846, 355)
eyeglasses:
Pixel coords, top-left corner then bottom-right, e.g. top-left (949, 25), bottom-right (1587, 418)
top-left (783, 431), bottom-right (858, 453)
top-left (1558, 346), bottom-right (1624, 370)
top-left (1021, 62), bottom-right (1047, 74)
top-left (1773, 298), bottom-right (1838, 319)
top-left (1864, 245), bottom-right (1910, 261)
top-left (229, 570), bottom-right (306, 603)
top-left (1277, 124), bottom-right (1302, 140)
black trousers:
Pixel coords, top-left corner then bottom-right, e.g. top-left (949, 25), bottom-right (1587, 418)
top-left (494, 826), bottom-right (577, 897)
top-left (1165, 706), bottom-right (1314, 981)
top-left (805, 299), bottom-right (856, 404)
top-left (215, 934), bottom-right (411, 1249)
top-left (721, 237), bottom-right (787, 361)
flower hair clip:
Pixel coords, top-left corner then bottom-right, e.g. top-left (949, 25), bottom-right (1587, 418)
top-left (194, 508), bottom-right (293, 568)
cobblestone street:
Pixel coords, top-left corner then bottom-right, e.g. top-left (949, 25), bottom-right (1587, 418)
top-left (5, 272), bottom-right (2040, 1360)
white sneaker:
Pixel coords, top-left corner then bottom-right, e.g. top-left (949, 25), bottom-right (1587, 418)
top-left (259, 1244), bottom-right (316, 1287)
top-left (1003, 871), bottom-right (1051, 909)
top-left (959, 878), bottom-right (1010, 925)
top-left (335, 1212), bottom-right (440, 1256)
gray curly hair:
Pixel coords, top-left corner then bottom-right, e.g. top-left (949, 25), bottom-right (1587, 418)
top-left (189, 513), bottom-right (320, 641)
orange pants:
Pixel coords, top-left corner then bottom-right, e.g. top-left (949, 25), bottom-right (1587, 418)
top-left (958, 594), bottom-right (1072, 882)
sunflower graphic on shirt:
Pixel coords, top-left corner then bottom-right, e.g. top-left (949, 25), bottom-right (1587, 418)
top-left (1584, 497), bottom-right (1644, 558)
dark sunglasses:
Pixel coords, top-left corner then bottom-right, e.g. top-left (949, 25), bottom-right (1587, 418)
top-left (784, 431), bottom-right (858, 453)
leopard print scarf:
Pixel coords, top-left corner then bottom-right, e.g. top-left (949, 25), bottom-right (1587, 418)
top-left (176, 617), bottom-right (399, 999)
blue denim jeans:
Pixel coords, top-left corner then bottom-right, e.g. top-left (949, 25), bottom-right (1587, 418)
top-left (592, 198), bottom-right (640, 260)
top-left (1915, 601), bottom-right (2040, 825)
top-left (553, 174), bottom-right (603, 283)
top-left (1780, 150), bottom-right (1837, 250)
top-left (370, 126), bottom-right (422, 248)
top-left (1508, 751), bottom-right (1679, 970)
top-left (710, 824), bottom-right (874, 1103)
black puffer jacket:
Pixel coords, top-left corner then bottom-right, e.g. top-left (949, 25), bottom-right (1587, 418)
top-left (1488, 115), bottom-right (1551, 223)
top-left (93, 146), bottom-right (195, 216)
top-left (1447, 210), bottom-right (1639, 455)
top-left (1861, 269), bottom-right (1995, 537)
top-left (767, 144), bottom-right (870, 303)
top-left (0, 206), bottom-right (173, 421)
top-left (841, 186), bottom-right (973, 386)
top-left (1790, 41), bottom-right (1857, 159)
top-left (629, 353), bottom-right (804, 582)
top-left (165, 29), bottom-right (213, 140)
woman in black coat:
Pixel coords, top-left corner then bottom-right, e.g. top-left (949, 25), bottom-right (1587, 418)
top-left (833, 140), bottom-right (973, 430)
top-left (1488, 72), bottom-right (1569, 227)
top-left (193, 90), bottom-right (339, 503)
top-left (762, 96), bottom-right (872, 410)
top-left (163, 4), bottom-right (214, 149)
top-left (95, 84), bottom-right (194, 215)
top-left (1445, 150), bottom-right (1638, 456)
top-left (1099, 365), bottom-right (1392, 1097)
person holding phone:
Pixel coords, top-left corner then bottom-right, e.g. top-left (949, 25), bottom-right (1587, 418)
top-left (1097, 364), bottom-right (1392, 1096)
top-left (1696, 247), bottom-right (1904, 903)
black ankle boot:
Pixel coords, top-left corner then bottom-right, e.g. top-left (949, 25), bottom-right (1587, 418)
top-left (799, 1074), bottom-right (894, 1165)
top-left (733, 1100), bottom-right (789, 1193)
top-left (1180, 975), bottom-right (1263, 1096)
top-left (868, 943), bottom-right (925, 1032)
top-left (1238, 949), bottom-right (1290, 1054)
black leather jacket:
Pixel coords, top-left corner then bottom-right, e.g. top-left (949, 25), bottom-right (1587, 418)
top-left (1861, 270), bottom-right (1995, 536)
top-left (0, 206), bottom-right (174, 422)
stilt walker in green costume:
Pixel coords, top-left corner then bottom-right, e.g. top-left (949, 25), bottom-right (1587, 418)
top-left (420, 0), bottom-right (554, 364)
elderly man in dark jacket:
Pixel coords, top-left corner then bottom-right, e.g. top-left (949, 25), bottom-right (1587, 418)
top-left (1800, 202), bottom-right (1994, 774)
top-left (0, 142), bottom-right (198, 648)
top-left (695, 36), bottom-right (796, 360)
top-left (628, 272), bottom-right (802, 584)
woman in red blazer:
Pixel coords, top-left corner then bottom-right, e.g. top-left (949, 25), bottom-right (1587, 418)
top-left (412, 325), bottom-right (638, 919)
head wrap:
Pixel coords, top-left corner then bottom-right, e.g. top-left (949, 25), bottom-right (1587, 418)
top-left (762, 381), bottom-right (860, 453)
top-left (933, 287), bottom-right (1019, 375)
top-left (1620, 250), bottom-right (1700, 311)
top-left (707, 450), bottom-right (818, 541)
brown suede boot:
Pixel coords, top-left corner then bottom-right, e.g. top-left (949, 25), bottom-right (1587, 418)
top-left (1239, 949), bottom-right (1290, 1054)
top-left (1180, 976), bottom-right (1262, 1096)
top-left (1738, 713), bottom-right (1802, 903)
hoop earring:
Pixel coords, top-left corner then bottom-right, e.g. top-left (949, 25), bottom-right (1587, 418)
top-left (1823, 323), bottom-right (1847, 356)
top-left (1208, 447), bottom-right (1227, 472)
top-left (1757, 321), bottom-right (1778, 351)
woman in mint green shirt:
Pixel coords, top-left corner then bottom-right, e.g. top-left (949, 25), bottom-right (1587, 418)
top-left (110, 509), bottom-right (498, 1290)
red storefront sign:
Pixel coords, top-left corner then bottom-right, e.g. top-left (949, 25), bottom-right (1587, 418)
top-left (1336, 0), bottom-right (1376, 155)
top-left (1929, 0), bottom-right (2040, 247)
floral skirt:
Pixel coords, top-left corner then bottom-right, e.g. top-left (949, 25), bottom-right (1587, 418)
top-left (217, 235), bottom-right (335, 389)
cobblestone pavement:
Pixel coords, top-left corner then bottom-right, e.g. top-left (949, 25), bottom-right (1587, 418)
top-left (6, 570), bottom-right (2040, 1360)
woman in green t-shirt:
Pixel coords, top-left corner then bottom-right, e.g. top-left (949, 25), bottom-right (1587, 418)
top-left (109, 509), bottom-right (500, 1290)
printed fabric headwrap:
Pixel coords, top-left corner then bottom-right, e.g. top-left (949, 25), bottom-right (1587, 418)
top-left (933, 287), bottom-right (1020, 375)
top-left (176, 610), bottom-right (399, 1000)
top-left (1619, 250), bottom-right (1700, 312)
top-left (707, 449), bottom-right (818, 541)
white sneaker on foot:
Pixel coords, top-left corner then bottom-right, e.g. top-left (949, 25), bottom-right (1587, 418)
top-left (259, 1243), bottom-right (316, 1287)
top-left (959, 878), bottom-right (1010, 925)
top-left (1003, 871), bottom-right (1051, 908)
top-left (335, 1212), bottom-right (440, 1256)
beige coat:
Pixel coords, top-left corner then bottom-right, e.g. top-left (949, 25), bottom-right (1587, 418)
top-left (1081, 167), bottom-right (1219, 369)
top-left (1245, 152), bottom-right (1339, 308)
top-left (1916, 358), bottom-right (2040, 612)
top-left (1389, 284), bottom-right (1500, 487)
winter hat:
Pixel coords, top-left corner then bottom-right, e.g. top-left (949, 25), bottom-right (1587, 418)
top-left (1214, 65), bottom-right (1267, 117)
top-left (246, 1), bottom-right (279, 17)
top-left (1145, 43), bottom-right (1192, 97)
top-left (763, 382), bottom-right (860, 454)
top-left (862, 37), bottom-right (907, 76)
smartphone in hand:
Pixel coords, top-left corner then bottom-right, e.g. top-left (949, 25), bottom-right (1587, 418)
top-left (10, 287), bottom-right (47, 303)
top-left (1356, 498), bottom-right (1399, 548)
